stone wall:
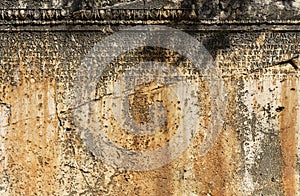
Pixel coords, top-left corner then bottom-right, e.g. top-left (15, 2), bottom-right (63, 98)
top-left (0, 0), bottom-right (300, 195)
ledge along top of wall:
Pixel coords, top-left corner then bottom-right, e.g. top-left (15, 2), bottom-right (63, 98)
top-left (0, 0), bottom-right (300, 31)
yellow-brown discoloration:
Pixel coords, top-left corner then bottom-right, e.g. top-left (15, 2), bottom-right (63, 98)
top-left (280, 76), bottom-right (298, 195)
top-left (1, 29), bottom-right (300, 195)
top-left (109, 78), bottom-right (240, 195)
top-left (192, 78), bottom-right (240, 195)
top-left (1, 78), bottom-right (59, 195)
top-left (107, 81), bottom-right (181, 151)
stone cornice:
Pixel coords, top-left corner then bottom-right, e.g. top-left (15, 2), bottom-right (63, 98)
top-left (0, 8), bottom-right (300, 31)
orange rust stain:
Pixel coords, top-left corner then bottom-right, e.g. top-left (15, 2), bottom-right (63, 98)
top-left (2, 78), bottom-right (59, 195)
top-left (98, 71), bottom-right (240, 195)
top-left (110, 78), bottom-right (239, 196)
top-left (191, 122), bottom-right (240, 195)
top-left (279, 77), bottom-right (298, 195)
top-left (105, 81), bottom-right (180, 151)
top-left (192, 78), bottom-right (240, 196)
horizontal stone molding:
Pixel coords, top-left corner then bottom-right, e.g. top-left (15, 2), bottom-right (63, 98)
top-left (0, 8), bottom-right (299, 29)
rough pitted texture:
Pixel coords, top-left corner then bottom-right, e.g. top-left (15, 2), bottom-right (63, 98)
top-left (0, 0), bottom-right (300, 196)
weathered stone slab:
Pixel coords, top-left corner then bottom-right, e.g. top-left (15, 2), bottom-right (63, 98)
top-left (0, 0), bottom-right (300, 195)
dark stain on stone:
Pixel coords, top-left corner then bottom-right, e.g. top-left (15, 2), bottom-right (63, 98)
top-left (202, 32), bottom-right (231, 59)
top-left (275, 106), bottom-right (285, 112)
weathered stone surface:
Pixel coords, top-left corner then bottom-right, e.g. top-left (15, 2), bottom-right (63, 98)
top-left (0, 0), bottom-right (299, 25)
top-left (0, 0), bottom-right (300, 196)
